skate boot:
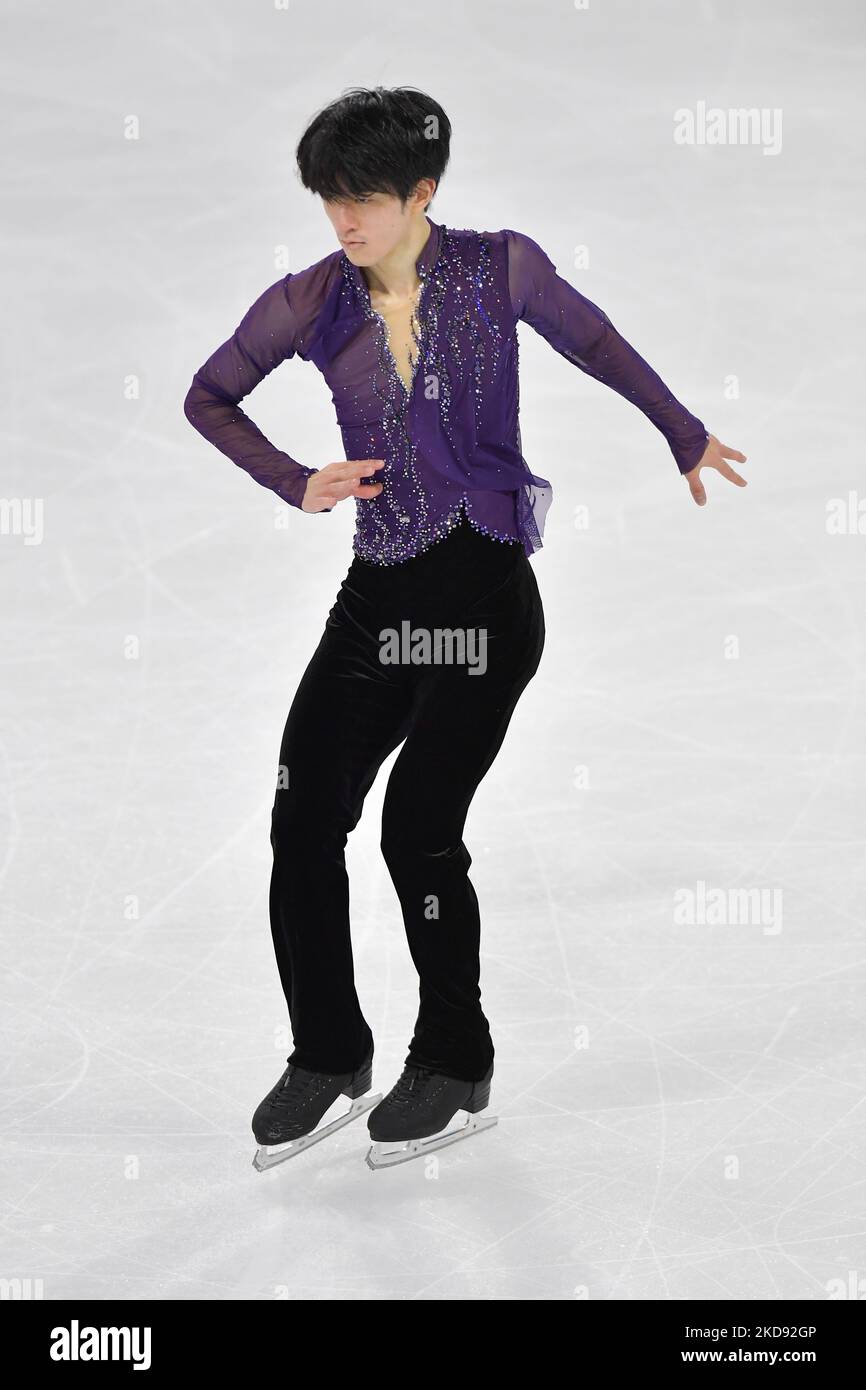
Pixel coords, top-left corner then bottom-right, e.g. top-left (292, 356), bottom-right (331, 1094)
top-left (365, 1060), bottom-right (497, 1170)
top-left (252, 1044), bottom-right (381, 1171)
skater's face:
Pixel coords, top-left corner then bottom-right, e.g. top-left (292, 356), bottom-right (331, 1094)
top-left (321, 185), bottom-right (433, 267)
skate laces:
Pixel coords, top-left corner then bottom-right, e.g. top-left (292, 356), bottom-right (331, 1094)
top-left (269, 1064), bottom-right (320, 1110)
top-left (390, 1065), bottom-right (436, 1107)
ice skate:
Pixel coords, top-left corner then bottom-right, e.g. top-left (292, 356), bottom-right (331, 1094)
top-left (252, 1045), bottom-right (381, 1171)
top-left (365, 1060), bottom-right (497, 1170)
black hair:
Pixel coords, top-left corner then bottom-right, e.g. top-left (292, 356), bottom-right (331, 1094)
top-left (295, 86), bottom-right (451, 212)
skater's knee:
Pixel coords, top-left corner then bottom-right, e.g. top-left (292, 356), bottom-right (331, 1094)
top-left (270, 790), bottom-right (355, 853)
top-left (380, 811), bottom-right (467, 869)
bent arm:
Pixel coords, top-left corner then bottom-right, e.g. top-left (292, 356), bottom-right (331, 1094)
top-left (183, 273), bottom-right (319, 509)
top-left (504, 228), bottom-right (708, 475)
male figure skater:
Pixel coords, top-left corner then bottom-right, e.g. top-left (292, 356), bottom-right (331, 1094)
top-left (183, 85), bottom-right (747, 1170)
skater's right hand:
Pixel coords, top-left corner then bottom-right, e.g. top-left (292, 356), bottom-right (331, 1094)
top-left (301, 460), bottom-right (385, 512)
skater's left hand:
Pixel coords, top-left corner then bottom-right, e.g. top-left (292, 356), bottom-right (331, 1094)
top-left (684, 434), bottom-right (748, 506)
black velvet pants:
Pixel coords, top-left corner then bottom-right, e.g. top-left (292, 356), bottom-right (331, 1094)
top-left (268, 512), bottom-right (545, 1084)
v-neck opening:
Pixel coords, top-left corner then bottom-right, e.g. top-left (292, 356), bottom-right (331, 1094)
top-left (339, 219), bottom-right (443, 403)
top-left (372, 284), bottom-right (425, 399)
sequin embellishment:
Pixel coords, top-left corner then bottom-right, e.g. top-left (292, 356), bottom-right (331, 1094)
top-left (339, 227), bottom-right (519, 566)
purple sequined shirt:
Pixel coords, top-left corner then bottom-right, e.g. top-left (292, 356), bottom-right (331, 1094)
top-left (183, 217), bottom-right (708, 565)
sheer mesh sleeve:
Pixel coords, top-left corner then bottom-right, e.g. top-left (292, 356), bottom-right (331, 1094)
top-left (504, 229), bottom-right (708, 475)
top-left (183, 273), bottom-right (320, 509)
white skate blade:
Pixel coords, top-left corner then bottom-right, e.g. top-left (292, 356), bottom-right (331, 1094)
top-left (365, 1111), bottom-right (498, 1170)
top-left (253, 1093), bottom-right (382, 1172)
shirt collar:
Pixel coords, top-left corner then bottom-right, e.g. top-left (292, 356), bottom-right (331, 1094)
top-left (343, 216), bottom-right (443, 300)
top-left (414, 216), bottom-right (442, 278)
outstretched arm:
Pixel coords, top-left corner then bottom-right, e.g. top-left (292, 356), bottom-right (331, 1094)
top-left (503, 229), bottom-right (746, 504)
top-left (182, 273), bottom-right (321, 510)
